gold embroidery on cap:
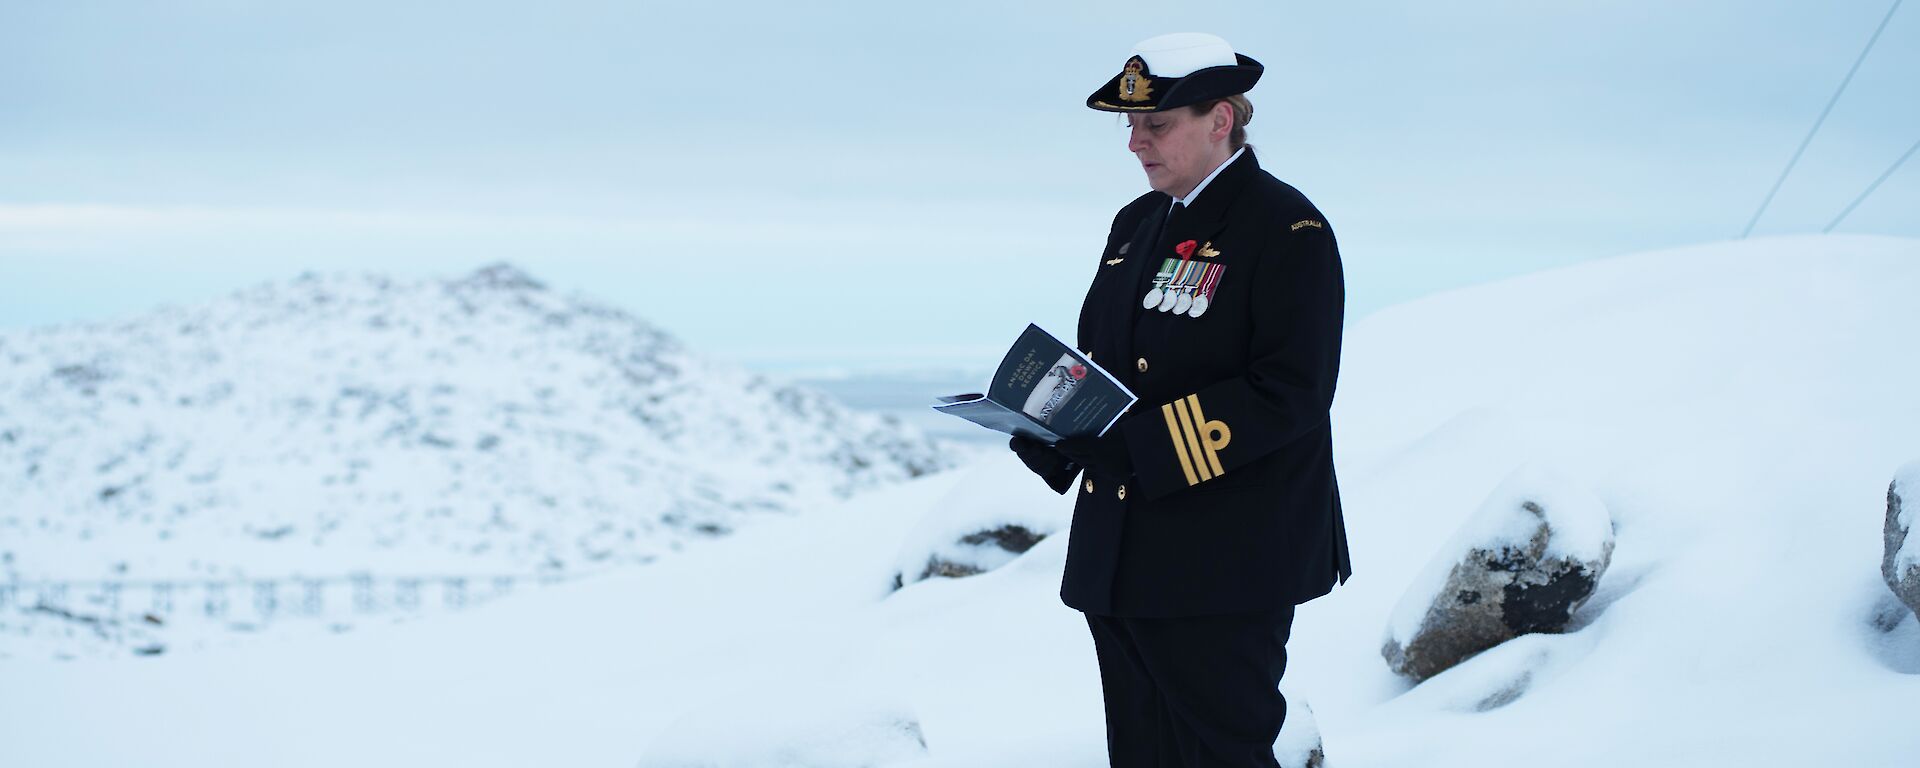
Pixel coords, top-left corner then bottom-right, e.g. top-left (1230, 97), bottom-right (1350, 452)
top-left (1118, 57), bottom-right (1154, 103)
top-left (1290, 219), bottom-right (1324, 231)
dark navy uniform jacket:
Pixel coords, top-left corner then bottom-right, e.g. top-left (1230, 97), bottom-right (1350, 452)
top-left (1032, 148), bottom-right (1352, 617)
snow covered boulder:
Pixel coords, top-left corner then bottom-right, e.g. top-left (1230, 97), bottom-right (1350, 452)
top-left (1383, 464), bottom-right (1614, 682)
top-left (889, 459), bottom-right (1074, 590)
top-left (1274, 687), bottom-right (1325, 768)
top-left (1883, 461), bottom-right (1920, 620)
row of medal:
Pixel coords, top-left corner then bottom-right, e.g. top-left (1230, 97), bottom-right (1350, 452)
top-left (1142, 258), bottom-right (1226, 318)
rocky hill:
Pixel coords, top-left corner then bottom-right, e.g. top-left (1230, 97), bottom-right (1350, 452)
top-left (0, 264), bottom-right (952, 583)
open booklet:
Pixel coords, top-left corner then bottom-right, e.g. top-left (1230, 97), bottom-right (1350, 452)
top-left (932, 323), bottom-right (1138, 443)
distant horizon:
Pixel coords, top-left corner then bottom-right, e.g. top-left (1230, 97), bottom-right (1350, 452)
top-left (5, 1), bottom-right (1917, 374)
top-left (7, 230), bottom-right (1912, 378)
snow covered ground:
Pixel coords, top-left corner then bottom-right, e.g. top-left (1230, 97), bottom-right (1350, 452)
top-left (0, 263), bottom-right (950, 658)
top-left (4, 234), bottom-right (1919, 766)
top-left (0, 264), bottom-right (947, 585)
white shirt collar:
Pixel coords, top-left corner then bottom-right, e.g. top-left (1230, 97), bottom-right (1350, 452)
top-left (1170, 146), bottom-right (1246, 212)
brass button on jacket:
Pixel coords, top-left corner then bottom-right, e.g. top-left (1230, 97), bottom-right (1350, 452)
top-left (1116, 484), bottom-right (1127, 500)
top-left (1084, 478), bottom-right (1094, 494)
top-left (1135, 357), bottom-right (1149, 373)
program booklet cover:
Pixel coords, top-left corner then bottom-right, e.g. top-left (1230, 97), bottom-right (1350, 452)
top-left (932, 323), bottom-right (1137, 443)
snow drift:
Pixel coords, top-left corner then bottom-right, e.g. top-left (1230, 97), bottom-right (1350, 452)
top-left (4, 235), bottom-right (1919, 768)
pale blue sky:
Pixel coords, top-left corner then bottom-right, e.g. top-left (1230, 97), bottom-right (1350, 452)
top-left (3, 1), bottom-right (1915, 372)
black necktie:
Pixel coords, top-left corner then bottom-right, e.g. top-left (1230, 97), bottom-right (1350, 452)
top-left (1160, 201), bottom-right (1186, 248)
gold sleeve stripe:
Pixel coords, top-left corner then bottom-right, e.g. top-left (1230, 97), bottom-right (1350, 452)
top-left (1171, 397), bottom-right (1215, 482)
top-left (1185, 394), bottom-right (1229, 477)
top-left (1160, 394), bottom-right (1235, 488)
top-left (1161, 403), bottom-right (1201, 486)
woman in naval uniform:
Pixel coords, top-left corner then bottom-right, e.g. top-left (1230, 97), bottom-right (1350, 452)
top-left (1007, 32), bottom-right (1353, 768)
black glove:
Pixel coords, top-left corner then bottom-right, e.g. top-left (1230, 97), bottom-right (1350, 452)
top-left (1010, 435), bottom-right (1079, 494)
top-left (1053, 431), bottom-right (1132, 480)
top-left (1010, 434), bottom-right (1072, 474)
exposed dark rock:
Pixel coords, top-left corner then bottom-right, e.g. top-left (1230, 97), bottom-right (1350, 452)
top-left (51, 363), bottom-right (109, 393)
top-left (1383, 469), bottom-right (1614, 682)
top-left (456, 263), bottom-right (546, 292)
top-left (1884, 465), bottom-right (1920, 620)
top-left (958, 524), bottom-right (1043, 554)
top-left (917, 557), bottom-right (985, 581)
top-left (896, 524), bottom-right (1047, 591)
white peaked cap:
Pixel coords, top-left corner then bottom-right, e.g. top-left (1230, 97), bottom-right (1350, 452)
top-left (1132, 32), bottom-right (1239, 78)
top-left (1087, 32), bottom-right (1261, 112)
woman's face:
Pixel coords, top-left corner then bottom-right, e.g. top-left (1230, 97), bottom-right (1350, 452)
top-left (1126, 106), bottom-right (1229, 198)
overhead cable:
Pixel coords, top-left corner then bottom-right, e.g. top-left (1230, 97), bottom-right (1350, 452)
top-left (1739, 0), bottom-right (1903, 238)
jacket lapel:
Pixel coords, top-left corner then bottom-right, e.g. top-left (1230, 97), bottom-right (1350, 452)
top-left (1103, 150), bottom-right (1263, 378)
top-left (1160, 149), bottom-right (1259, 258)
top-left (1108, 200), bottom-right (1170, 370)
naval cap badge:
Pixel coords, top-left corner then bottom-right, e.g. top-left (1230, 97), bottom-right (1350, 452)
top-left (1119, 56), bottom-right (1154, 103)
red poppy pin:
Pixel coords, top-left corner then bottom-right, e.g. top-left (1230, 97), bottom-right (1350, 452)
top-left (1069, 363), bottom-right (1087, 380)
top-left (1175, 240), bottom-right (1197, 258)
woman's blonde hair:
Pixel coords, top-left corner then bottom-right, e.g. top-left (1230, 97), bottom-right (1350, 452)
top-left (1189, 94), bottom-right (1253, 151)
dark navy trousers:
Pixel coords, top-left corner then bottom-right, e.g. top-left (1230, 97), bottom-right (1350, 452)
top-left (1084, 605), bottom-right (1296, 768)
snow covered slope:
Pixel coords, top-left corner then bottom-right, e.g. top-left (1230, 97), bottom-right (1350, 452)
top-left (3, 235), bottom-right (1917, 767)
top-left (1305, 233), bottom-right (1920, 766)
top-left (0, 264), bottom-right (951, 583)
